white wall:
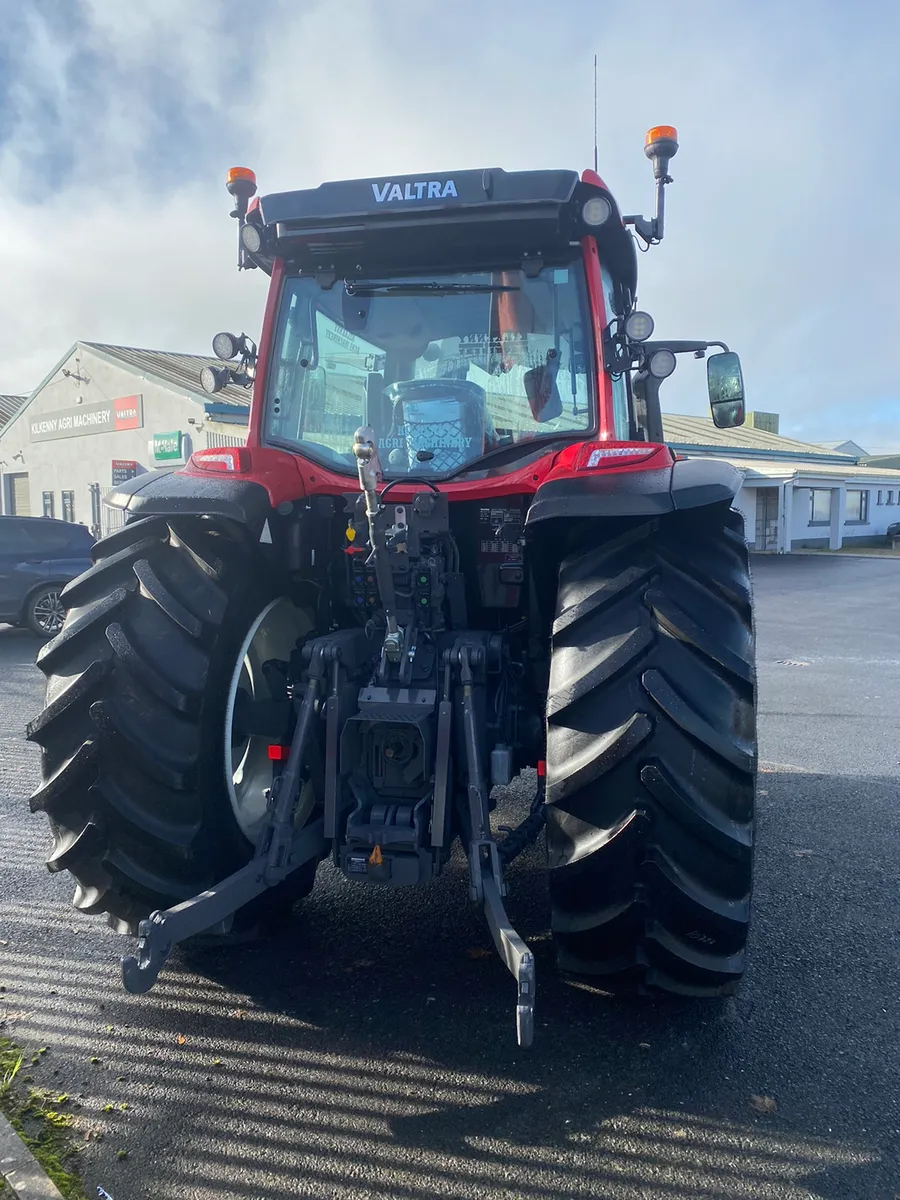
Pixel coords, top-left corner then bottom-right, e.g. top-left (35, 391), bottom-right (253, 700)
top-left (868, 485), bottom-right (900, 535)
top-left (733, 485), bottom-right (757, 546)
top-left (791, 482), bottom-right (899, 544)
top-left (736, 476), bottom-right (900, 551)
top-left (792, 487), bottom-right (818, 541)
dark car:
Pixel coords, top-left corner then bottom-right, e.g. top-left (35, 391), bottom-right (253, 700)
top-left (0, 516), bottom-right (94, 637)
top-left (888, 520), bottom-right (900, 539)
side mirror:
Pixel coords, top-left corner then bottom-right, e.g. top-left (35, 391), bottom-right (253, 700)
top-left (707, 351), bottom-right (745, 428)
top-left (524, 348), bottom-right (563, 423)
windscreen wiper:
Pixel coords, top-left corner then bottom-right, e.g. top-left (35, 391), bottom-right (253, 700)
top-left (344, 281), bottom-right (520, 296)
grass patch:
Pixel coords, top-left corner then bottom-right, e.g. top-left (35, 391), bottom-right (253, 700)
top-left (0, 1037), bottom-right (88, 1200)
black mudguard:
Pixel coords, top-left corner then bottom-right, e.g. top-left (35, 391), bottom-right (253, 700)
top-left (104, 469), bottom-right (274, 538)
top-left (524, 457), bottom-right (742, 528)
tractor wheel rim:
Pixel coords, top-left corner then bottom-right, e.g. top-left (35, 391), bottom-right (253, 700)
top-left (223, 597), bottom-right (313, 843)
top-left (33, 592), bottom-right (65, 635)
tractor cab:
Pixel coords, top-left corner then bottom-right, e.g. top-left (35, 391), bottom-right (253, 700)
top-left (208, 165), bottom-right (637, 465)
top-left (204, 137), bottom-right (746, 471)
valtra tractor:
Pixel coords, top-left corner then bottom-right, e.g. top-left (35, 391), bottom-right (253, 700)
top-left (27, 127), bottom-right (755, 1046)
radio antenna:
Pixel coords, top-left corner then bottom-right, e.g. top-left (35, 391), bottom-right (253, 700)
top-left (593, 54), bottom-right (598, 172)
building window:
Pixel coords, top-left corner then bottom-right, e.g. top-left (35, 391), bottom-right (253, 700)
top-left (889, 491), bottom-right (896, 505)
top-left (809, 489), bottom-right (832, 525)
top-left (877, 490), bottom-right (884, 505)
top-left (61, 491), bottom-right (75, 522)
top-left (42, 492), bottom-right (54, 518)
top-left (845, 490), bottom-right (869, 523)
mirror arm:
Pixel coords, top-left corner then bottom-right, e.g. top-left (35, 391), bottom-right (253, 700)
top-left (631, 371), bottom-right (664, 443)
top-left (640, 339), bottom-right (710, 356)
top-left (602, 326), bottom-right (631, 375)
top-left (623, 214), bottom-right (656, 244)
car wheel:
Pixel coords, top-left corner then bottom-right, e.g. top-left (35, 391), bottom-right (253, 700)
top-left (26, 587), bottom-right (67, 638)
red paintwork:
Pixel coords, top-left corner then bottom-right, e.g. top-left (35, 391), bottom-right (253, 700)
top-left (581, 168), bottom-right (610, 193)
top-left (184, 443), bottom-right (308, 507)
top-left (245, 256), bottom-right (286, 451)
top-left (185, 438), bottom-right (674, 506)
top-left (183, 179), bottom-right (671, 507)
top-left (581, 236), bottom-right (614, 440)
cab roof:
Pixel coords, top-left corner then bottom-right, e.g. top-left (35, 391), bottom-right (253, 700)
top-left (248, 167), bottom-right (637, 300)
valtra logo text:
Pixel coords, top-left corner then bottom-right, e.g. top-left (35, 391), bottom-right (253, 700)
top-left (114, 395), bottom-right (142, 430)
top-left (371, 180), bottom-right (459, 203)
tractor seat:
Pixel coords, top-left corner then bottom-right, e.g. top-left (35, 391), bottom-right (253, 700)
top-left (383, 378), bottom-right (491, 473)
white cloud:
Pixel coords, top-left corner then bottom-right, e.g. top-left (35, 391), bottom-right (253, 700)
top-left (0, 0), bottom-right (897, 448)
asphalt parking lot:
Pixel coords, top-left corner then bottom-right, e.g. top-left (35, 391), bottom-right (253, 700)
top-left (1, 553), bottom-right (898, 1200)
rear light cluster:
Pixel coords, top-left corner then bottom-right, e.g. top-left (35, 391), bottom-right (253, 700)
top-left (554, 441), bottom-right (664, 472)
top-left (188, 447), bottom-right (251, 473)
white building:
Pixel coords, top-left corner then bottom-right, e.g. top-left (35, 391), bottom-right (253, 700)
top-left (0, 343), bottom-right (249, 534)
top-left (663, 414), bottom-right (900, 552)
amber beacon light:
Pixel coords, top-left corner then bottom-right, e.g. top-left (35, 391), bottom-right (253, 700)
top-left (624, 125), bottom-right (680, 244)
top-left (644, 126), bottom-right (679, 180)
top-left (226, 166), bottom-right (258, 219)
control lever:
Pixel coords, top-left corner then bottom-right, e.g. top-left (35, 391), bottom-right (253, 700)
top-left (352, 426), bottom-right (403, 663)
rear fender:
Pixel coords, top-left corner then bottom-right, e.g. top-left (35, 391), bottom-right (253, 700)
top-left (524, 449), bottom-right (742, 527)
top-left (102, 447), bottom-right (307, 539)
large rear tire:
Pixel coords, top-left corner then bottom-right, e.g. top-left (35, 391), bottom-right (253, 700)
top-left (545, 505), bottom-right (756, 995)
top-left (26, 516), bottom-right (318, 935)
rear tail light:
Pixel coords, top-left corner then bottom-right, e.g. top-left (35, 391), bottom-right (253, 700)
top-left (555, 441), bottom-right (663, 472)
top-left (188, 447), bottom-right (251, 474)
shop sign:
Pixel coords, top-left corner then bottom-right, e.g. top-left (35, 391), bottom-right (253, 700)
top-left (112, 459), bottom-right (139, 486)
top-left (114, 396), bottom-right (143, 430)
top-left (153, 431), bottom-right (184, 462)
top-left (29, 395), bottom-right (144, 442)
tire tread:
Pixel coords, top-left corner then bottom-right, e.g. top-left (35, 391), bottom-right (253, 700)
top-left (545, 508), bottom-right (756, 995)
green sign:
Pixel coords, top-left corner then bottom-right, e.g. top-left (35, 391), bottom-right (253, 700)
top-left (153, 431), bottom-right (183, 462)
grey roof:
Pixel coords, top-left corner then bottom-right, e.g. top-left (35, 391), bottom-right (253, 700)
top-left (818, 439), bottom-right (868, 455)
top-left (712, 456), bottom-right (900, 481)
top-left (0, 395), bottom-right (25, 427)
top-left (662, 413), bottom-right (856, 461)
top-left (83, 342), bottom-right (253, 408)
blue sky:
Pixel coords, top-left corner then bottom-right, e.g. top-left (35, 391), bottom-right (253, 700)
top-left (1, 0), bottom-right (898, 450)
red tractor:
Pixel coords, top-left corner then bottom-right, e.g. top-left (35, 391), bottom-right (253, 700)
top-left (27, 128), bottom-right (755, 1046)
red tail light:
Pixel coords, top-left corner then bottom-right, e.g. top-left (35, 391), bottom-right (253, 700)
top-left (554, 441), bottom-right (663, 472)
top-left (188, 447), bottom-right (251, 474)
